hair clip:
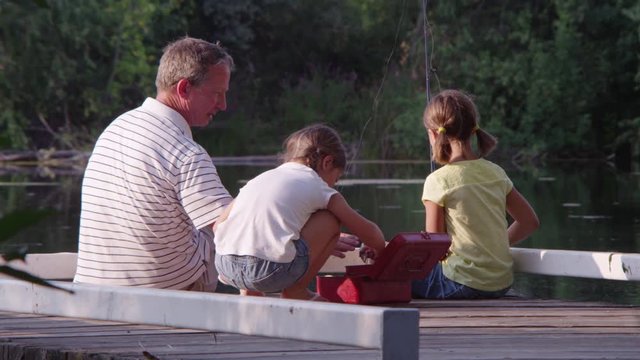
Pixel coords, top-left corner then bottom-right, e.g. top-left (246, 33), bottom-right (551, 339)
top-left (437, 127), bottom-right (446, 134)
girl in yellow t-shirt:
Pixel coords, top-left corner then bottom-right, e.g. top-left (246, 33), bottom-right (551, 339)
top-left (412, 89), bottom-right (540, 299)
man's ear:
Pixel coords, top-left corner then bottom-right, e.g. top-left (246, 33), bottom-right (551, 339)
top-left (176, 79), bottom-right (190, 98)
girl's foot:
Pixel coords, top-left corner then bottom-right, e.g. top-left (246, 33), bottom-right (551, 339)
top-left (281, 289), bottom-right (327, 301)
top-left (240, 289), bottom-right (264, 297)
top-left (308, 293), bottom-right (328, 302)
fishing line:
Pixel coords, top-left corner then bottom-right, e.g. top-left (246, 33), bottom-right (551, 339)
top-left (421, 0), bottom-right (435, 173)
top-left (422, 0), bottom-right (431, 106)
top-left (341, 0), bottom-right (437, 188)
top-left (421, 0), bottom-right (440, 98)
top-left (344, 0), bottom-right (408, 180)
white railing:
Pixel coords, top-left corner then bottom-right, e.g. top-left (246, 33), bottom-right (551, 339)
top-left (511, 248), bottom-right (640, 281)
top-left (3, 248), bottom-right (639, 281)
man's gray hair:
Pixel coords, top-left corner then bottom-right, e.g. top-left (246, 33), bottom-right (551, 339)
top-left (155, 36), bottom-right (234, 92)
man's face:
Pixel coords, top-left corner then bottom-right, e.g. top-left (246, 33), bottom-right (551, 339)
top-left (186, 63), bottom-right (230, 127)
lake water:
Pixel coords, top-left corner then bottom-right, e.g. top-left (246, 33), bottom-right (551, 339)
top-left (1, 159), bottom-right (639, 305)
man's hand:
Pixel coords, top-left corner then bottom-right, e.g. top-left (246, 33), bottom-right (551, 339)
top-left (331, 232), bottom-right (361, 258)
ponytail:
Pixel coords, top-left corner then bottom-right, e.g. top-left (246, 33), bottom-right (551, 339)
top-left (475, 127), bottom-right (498, 157)
top-left (424, 89), bottom-right (498, 164)
top-left (432, 129), bottom-right (452, 165)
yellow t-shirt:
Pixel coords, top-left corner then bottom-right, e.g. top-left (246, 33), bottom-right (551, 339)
top-left (422, 158), bottom-right (514, 291)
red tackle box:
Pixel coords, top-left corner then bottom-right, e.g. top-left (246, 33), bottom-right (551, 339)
top-left (316, 232), bottom-right (451, 304)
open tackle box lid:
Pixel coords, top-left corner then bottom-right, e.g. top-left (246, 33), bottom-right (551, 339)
top-left (345, 232), bottom-right (451, 281)
top-left (316, 232), bottom-right (451, 304)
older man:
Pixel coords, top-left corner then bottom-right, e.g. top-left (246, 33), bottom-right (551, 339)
top-left (74, 37), bottom-right (233, 291)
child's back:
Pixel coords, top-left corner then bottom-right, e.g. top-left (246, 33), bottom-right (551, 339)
top-left (214, 124), bottom-right (386, 301)
top-left (413, 89), bottom-right (539, 299)
top-left (215, 161), bottom-right (338, 264)
top-left (424, 158), bottom-right (514, 291)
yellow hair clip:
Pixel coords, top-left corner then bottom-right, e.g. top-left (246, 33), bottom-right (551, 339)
top-left (473, 125), bottom-right (480, 133)
top-left (437, 127), bottom-right (446, 134)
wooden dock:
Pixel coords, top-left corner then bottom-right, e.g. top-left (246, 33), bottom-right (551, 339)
top-left (2, 296), bottom-right (638, 359)
top-left (2, 251), bottom-right (640, 359)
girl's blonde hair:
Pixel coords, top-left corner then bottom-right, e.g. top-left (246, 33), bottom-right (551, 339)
top-left (281, 124), bottom-right (347, 171)
top-left (424, 89), bottom-right (497, 165)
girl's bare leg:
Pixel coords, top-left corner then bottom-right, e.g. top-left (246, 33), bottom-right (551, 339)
top-left (281, 210), bottom-right (340, 300)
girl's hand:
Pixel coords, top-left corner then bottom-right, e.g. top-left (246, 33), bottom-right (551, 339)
top-left (331, 232), bottom-right (361, 258)
top-left (359, 245), bottom-right (378, 263)
top-left (506, 188), bottom-right (540, 245)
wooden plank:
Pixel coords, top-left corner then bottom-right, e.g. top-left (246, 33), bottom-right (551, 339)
top-left (418, 334), bottom-right (640, 348)
top-left (414, 299), bottom-right (640, 328)
top-left (173, 350), bottom-right (378, 359)
top-left (0, 316), bottom-right (134, 327)
top-left (0, 329), bottom-right (203, 339)
top-left (0, 342), bottom-right (377, 360)
top-left (417, 307), bottom-right (640, 317)
top-left (419, 334), bottom-right (640, 360)
top-left (408, 298), bottom-right (635, 308)
top-left (419, 315), bottom-right (640, 328)
top-left (4, 334), bottom-right (358, 353)
top-left (422, 327), bottom-right (640, 334)
top-left (0, 279), bottom-right (419, 360)
top-left (0, 311), bottom-right (48, 320)
top-left (0, 324), bottom-right (204, 337)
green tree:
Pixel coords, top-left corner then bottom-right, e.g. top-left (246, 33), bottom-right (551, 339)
top-left (0, 0), bottom-right (181, 150)
top-left (1, 0), bottom-right (639, 162)
top-left (423, 0), bottom-right (639, 160)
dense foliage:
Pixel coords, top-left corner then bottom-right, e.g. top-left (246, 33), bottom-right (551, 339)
top-left (1, 0), bottom-right (639, 161)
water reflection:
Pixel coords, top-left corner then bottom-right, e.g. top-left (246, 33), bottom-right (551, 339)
top-left (1, 160), bottom-right (639, 304)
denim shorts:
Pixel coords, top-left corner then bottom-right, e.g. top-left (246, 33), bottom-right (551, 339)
top-left (215, 239), bottom-right (309, 293)
top-left (411, 263), bottom-right (510, 300)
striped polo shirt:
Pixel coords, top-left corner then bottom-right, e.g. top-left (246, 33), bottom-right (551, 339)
top-left (74, 98), bottom-right (232, 289)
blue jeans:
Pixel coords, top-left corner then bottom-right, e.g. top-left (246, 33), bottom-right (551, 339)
top-left (215, 239), bottom-right (309, 293)
top-left (411, 263), bottom-right (510, 299)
